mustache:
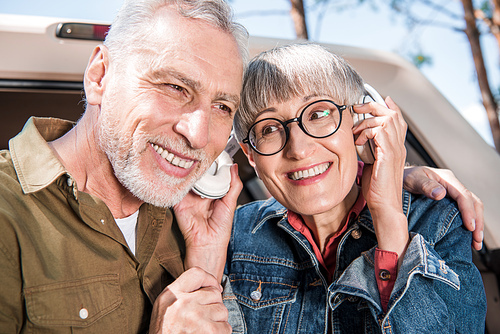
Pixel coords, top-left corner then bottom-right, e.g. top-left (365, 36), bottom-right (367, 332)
top-left (147, 134), bottom-right (207, 162)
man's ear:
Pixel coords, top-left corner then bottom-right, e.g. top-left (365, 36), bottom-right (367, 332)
top-left (240, 143), bottom-right (260, 178)
top-left (84, 45), bottom-right (110, 106)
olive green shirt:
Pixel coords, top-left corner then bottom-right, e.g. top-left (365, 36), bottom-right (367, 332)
top-left (0, 117), bottom-right (186, 333)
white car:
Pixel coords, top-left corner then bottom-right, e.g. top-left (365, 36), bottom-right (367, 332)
top-left (1, 13), bottom-right (499, 331)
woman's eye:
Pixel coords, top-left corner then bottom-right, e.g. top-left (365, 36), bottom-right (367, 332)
top-left (261, 124), bottom-right (279, 136)
top-left (310, 109), bottom-right (330, 120)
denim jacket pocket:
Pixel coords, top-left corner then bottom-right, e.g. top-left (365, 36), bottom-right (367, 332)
top-left (24, 274), bottom-right (123, 331)
top-left (229, 273), bottom-right (299, 309)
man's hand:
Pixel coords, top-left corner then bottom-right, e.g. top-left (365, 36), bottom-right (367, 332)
top-left (403, 166), bottom-right (484, 250)
top-left (149, 267), bottom-right (231, 334)
top-left (174, 164), bottom-right (242, 281)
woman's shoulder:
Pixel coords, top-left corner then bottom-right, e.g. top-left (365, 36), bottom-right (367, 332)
top-left (233, 198), bottom-right (287, 235)
top-left (236, 198), bottom-right (286, 219)
top-left (405, 190), bottom-right (465, 242)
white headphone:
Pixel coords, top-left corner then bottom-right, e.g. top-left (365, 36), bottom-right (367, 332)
top-left (191, 134), bottom-right (239, 199)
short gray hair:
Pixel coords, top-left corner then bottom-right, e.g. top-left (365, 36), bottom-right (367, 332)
top-left (234, 43), bottom-right (365, 142)
top-left (104, 0), bottom-right (248, 66)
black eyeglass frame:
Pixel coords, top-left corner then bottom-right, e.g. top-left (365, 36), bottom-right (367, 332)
top-left (242, 99), bottom-right (347, 156)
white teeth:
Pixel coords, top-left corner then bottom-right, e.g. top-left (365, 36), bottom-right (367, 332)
top-left (152, 144), bottom-right (194, 169)
top-left (290, 163), bottom-right (331, 181)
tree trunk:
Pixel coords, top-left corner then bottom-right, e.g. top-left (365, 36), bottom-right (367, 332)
top-left (290, 0), bottom-right (309, 39)
top-left (474, 0), bottom-right (500, 50)
top-left (462, 0), bottom-right (500, 152)
top-left (492, 0), bottom-right (500, 47)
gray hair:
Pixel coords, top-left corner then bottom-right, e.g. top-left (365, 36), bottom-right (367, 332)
top-left (234, 43), bottom-right (365, 142)
top-left (104, 0), bottom-right (249, 66)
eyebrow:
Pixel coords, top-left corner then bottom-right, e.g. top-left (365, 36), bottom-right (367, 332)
top-left (254, 107), bottom-right (277, 120)
top-left (152, 68), bottom-right (240, 107)
top-left (303, 94), bottom-right (319, 101)
top-left (254, 94), bottom-right (320, 119)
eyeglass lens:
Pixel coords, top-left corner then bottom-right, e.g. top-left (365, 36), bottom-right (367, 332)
top-left (248, 100), bottom-right (342, 155)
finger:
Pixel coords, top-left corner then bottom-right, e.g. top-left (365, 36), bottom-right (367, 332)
top-left (171, 267), bottom-right (222, 293)
top-left (471, 193), bottom-right (484, 250)
top-left (354, 122), bottom-right (406, 162)
top-left (222, 163), bottom-right (243, 204)
top-left (442, 183), bottom-right (477, 234)
top-left (179, 294), bottom-right (228, 324)
top-left (430, 173), bottom-right (483, 242)
top-left (202, 320), bottom-right (232, 334)
top-left (191, 286), bottom-right (225, 306)
top-left (206, 301), bottom-right (230, 322)
top-left (406, 177), bottom-right (447, 200)
top-left (352, 108), bottom-right (406, 144)
top-left (384, 96), bottom-right (400, 112)
top-left (172, 302), bottom-right (231, 333)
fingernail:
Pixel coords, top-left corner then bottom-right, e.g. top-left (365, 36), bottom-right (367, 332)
top-left (480, 230), bottom-right (483, 241)
top-left (431, 187), bottom-right (444, 198)
top-left (471, 219), bottom-right (476, 231)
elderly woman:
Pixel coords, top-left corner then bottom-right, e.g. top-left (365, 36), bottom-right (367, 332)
top-left (220, 43), bottom-right (486, 333)
top-left (173, 43), bottom-right (486, 333)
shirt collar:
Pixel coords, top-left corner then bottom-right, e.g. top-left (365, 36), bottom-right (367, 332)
top-left (9, 117), bottom-right (75, 194)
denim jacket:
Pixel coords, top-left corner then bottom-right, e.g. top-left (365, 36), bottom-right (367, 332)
top-left (223, 190), bottom-right (486, 333)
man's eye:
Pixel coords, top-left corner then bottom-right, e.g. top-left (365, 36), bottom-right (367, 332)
top-left (166, 84), bottom-right (185, 93)
top-left (216, 104), bottom-right (233, 114)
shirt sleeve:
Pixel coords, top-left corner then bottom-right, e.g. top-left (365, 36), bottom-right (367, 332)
top-left (375, 248), bottom-right (398, 312)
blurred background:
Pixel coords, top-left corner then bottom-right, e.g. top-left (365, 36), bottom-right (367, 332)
top-left (1, 0), bottom-right (499, 150)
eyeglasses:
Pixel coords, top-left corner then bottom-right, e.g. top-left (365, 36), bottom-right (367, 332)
top-left (243, 99), bottom-right (346, 156)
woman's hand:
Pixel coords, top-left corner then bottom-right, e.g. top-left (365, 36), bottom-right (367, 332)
top-left (173, 164), bottom-right (242, 282)
top-left (353, 97), bottom-right (409, 260)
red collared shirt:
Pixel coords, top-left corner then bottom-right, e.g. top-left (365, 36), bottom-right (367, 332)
top-left (288, 161), bottom-right (397, 312)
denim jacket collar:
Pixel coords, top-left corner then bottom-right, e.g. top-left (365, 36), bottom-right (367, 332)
top-left (253, 190), bottom-right (412, 236)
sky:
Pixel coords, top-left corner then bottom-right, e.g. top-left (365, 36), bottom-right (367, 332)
top-left (1, 0), bottom-right (497, 146)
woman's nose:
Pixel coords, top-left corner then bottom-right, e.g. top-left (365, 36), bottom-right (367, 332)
top-left (284, 123), bottom-right (315, 159)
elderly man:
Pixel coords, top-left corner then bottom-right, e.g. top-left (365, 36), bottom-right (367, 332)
top-left (0, 0), bottom-right (483, 333)
top-left (0, 0), bottom-right (245, 333)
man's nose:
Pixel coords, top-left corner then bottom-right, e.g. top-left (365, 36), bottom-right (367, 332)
top-left (174, 105), bottom-right (210, 149)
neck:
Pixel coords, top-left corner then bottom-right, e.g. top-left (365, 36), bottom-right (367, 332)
top-left (48, 109), bottom-right (143, 219)
top-left (301, 184), bottom-right (359, 253)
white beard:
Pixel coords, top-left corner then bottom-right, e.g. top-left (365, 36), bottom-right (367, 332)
top-left (97, 106), bottom-right (208, 208)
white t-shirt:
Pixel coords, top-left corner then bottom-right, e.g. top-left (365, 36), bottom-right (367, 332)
top-left (115, 210), bottom-right (139, 255)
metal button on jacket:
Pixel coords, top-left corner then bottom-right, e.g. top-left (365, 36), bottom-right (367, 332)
top-left (250, 290), bottom-right (262, 301)
top-left (351, 228), bottom-right (362, 239)
top-left (379, 269), bottom-right (391, 281)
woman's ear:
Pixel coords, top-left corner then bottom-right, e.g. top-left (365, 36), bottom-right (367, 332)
top-left (240, 143), bottom-right (261, 178)
top-left (84, 45), bottom-right (110, 106)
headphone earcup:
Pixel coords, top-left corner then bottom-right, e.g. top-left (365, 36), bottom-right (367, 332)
top-left (192, 151), bottom-right (233, 199)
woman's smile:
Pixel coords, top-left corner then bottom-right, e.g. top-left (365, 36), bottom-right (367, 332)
top-left (287, 162), bottom-right (332, 181)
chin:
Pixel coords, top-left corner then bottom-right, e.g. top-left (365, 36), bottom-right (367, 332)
top-left (118, 161), bottom-right (199, 208)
